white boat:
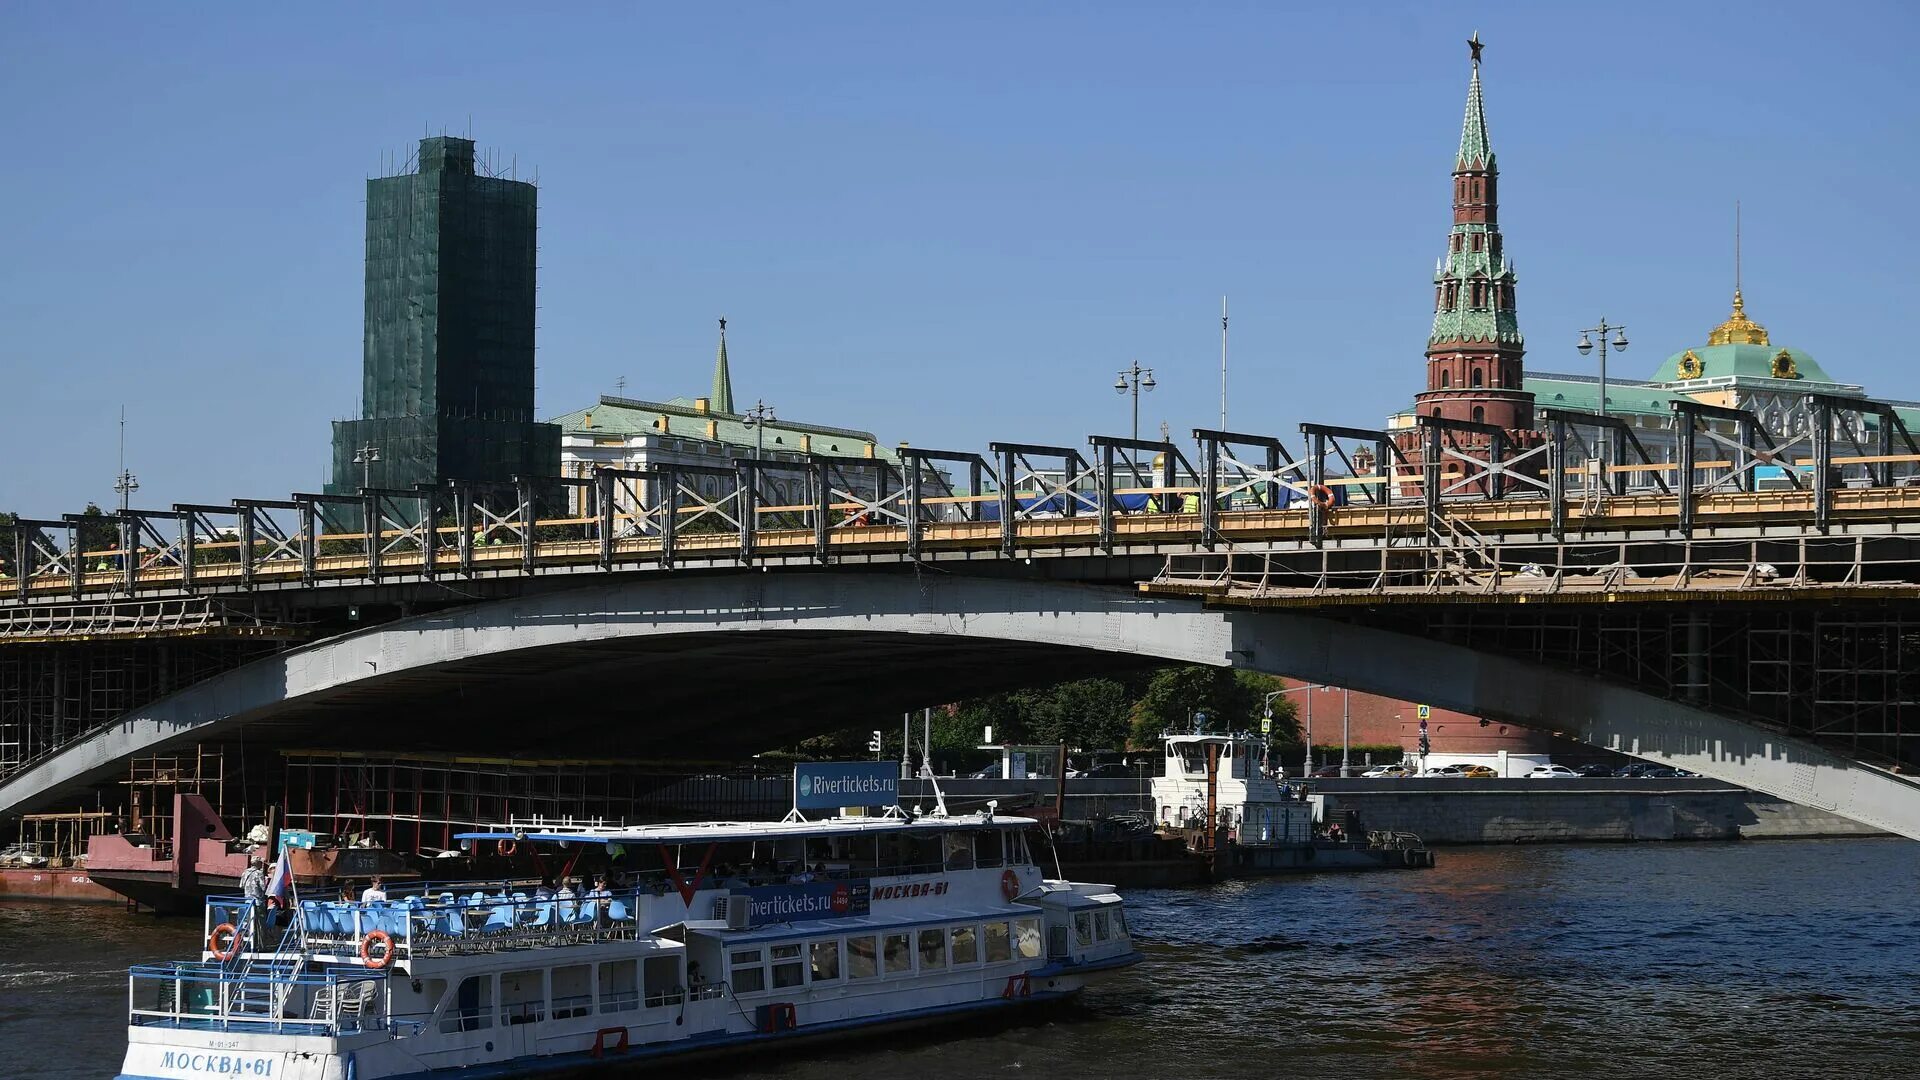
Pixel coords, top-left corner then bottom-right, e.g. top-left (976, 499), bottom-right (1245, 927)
top-left (1151, 728), bottom-right (1315, 845)
top-left (117, 807), bottom-right (1141, 1079)
top-left (1149, 727), bottom-right (1434, 874)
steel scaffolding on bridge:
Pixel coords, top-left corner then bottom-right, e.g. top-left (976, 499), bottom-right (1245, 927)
top-left (3, 393), bottom-right (1917, 611)
top-left (4, 396), bottom-right (1920, 794)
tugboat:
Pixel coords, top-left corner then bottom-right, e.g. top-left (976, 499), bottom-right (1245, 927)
top-left (115, 764), bottom-right (1142, 1079)
top-left (1151, 722), bottom-right (1434, 876)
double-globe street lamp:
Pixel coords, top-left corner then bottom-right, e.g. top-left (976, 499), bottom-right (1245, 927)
top-left (1576, 320), bottom-right (1629, 475)
top-left (740, 399), bottom-right (777, 457)
top-left (1114, 361), bottom-right (1156, 442)
top-left (1265, 683), bottom-right (1353, 778)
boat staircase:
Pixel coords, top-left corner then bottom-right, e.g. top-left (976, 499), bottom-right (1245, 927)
top-left (224, 902), bottom-right (309, 1020)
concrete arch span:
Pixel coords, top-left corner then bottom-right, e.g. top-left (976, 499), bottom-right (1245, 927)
top-left (3, 571), bottom-right (1916, 840)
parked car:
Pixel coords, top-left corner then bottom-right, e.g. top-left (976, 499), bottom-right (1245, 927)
top-left (1614, 763), bottom-right (1655, 778)
top-left (1084, 762), bottom-right (1137, 779)
top-left (1308, 765), bottom-right (1344, 778)
top-left (968, 763), bottom-right (1004, 780)
top-left (1642, 767), bottom-right (1683, 778)
top-left (1423, 765), bottom-right (1466, 777)
top-left (1362, 765), bottom-right (1411, 778)
top-left (1527, 764), bottom-right (1581, 779)
top-left (1456, 764), bottom-right (1498, 779)
top-left (1573, 764), bottom-right (1616, 777)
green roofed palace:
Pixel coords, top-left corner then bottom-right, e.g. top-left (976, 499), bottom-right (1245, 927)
top-left (551, 319), bottom-right (906, 514)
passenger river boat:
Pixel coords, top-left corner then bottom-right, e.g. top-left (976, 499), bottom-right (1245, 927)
top-left (116, 799), bottom-right (1141, 1079)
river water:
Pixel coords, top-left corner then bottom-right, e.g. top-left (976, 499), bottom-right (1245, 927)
top-left (4, 838), bottom-right (1916, 1080)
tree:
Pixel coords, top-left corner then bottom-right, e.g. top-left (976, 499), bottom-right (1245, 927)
top-left (1128, 666), bottom-right (1300, 749)
top-left (74, 502), bottom-right (116, 564)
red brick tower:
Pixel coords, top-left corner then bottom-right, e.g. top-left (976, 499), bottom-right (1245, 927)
top-left (1397, 35), bottom-right (1542, 485)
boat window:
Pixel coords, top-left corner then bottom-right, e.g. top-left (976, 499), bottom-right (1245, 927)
top-left (951, 925), bottom-right (978, 965)
top-left (499, 969), bottom-right (545, 1026)
top-left (440, 975), bottom-right (492, 1033)
top-left (976, 830), bottom-right (1004, 868)
top-left (944, 832), bottom-right (975, 870)
top-left (904, 832), bottom-right (943, 874)
top-left (598, 960), bottom-right (638, 1013)
top-left (1075, 912), bottom-right (1094, 948)
top-left (771, 943), bottom-right (805, 989)
top-left (1016, 917), bottom-right (1043, 959)
top-left (918, 928), bottom-right (947, 970)
top-left (845, 834), bottom-right (879, 871)
top-left (551, 964), bottom-right (592, 1019)
top-left (728, 949), bottom-right (765, 995)
top-left (847, 935), bottom-right (879, 979)
top-left (983, 921), bottom-right (1012, 963)
top-left (810, 939), bottom-right (841, 982)
top-left (643, 955), bottom-right (683, 1008)
top-left (1094, 910), bottom-right (1112, 942)
top-left (732, 963), bottom-right (766, 994)
top-left (1112, 906), bottom-right (1128, 938)
top-left (883, 932), bottom-right (913, 974)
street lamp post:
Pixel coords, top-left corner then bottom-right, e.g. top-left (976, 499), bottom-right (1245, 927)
top-left (1269, 683), bottom-right (1336, 778)
top-left (1113, 361), bottom-right (1156, 442)
top-left (741, 399), bottom-right (777, 457)
top-left (1575, 319), bottom-right (1629, 475)
top-left (352, 444), bottom-right (381, 492)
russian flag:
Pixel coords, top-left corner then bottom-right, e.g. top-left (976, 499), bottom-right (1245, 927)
top-left (265, 843), bottom-right (293, 902)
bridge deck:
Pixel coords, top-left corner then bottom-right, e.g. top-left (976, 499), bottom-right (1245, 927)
top-left (13, 486), bottom-right (1920, 606)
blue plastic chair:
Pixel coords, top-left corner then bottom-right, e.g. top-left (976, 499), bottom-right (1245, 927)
top-left (608, 899), bottom-right (629, 922)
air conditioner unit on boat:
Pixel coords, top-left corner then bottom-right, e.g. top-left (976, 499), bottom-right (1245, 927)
top-left (717, 895), bottom-right (750, 929)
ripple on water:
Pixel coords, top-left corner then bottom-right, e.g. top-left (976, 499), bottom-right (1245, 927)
top-left (3, 839), bottom-right (1919, 1080)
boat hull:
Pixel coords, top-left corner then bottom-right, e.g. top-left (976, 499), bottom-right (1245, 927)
top-left (118, 958), bottom-right (1136, 1080)
top-left (0, 865), bottom-right (121, 903)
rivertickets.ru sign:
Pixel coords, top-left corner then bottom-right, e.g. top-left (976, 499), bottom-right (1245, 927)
top-left (794, 761), bottom-right (898, 810)
top-left (740, 881), bottom-right (871, 926)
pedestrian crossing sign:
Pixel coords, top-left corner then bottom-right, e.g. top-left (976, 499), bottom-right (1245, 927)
top-left (1416, 704), bottom-right (1431, 720)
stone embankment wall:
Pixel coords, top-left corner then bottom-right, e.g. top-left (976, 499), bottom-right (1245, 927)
top-left (899, 778), bottom-right (1889, 843)
top-left (1313, 778), bottom-right (1889, 843)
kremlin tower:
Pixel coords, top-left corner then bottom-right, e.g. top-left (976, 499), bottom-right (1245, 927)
top-left (1397, 35), bottom-right (1543, 486)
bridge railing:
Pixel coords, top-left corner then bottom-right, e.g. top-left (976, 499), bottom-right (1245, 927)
top-left (10, 403), bottom-right (1920, 604)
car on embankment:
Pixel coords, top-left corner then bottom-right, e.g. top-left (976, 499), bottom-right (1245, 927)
top-left (1526, 765), bottom-right (1582, 779)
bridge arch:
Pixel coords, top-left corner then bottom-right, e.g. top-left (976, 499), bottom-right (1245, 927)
top-left (3, 572), bottom-right (1916, 839)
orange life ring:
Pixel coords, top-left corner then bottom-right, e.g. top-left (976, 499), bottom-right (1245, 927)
top-left (208, 922), bottom-right (243, 960)
top-left (360, 929), bottom-right (395, 969)
top-left (1000, 868), bottom-right (1021, 902)
top-left (1309, 484), bottom-right (1336, 508)
top-left (497, 839), bottom-right (517, 857)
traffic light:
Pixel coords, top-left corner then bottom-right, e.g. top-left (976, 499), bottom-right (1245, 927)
top-left (867, 730), bottom-right (883, 756)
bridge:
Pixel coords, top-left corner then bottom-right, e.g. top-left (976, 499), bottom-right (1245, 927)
top-left (4, 405), bottom-right (1919, 838)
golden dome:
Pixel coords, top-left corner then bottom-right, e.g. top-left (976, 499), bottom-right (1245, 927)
top-left (1707, 290), bottom-right (1770, 346)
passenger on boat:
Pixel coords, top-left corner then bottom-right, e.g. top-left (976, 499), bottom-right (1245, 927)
top-left (535, 878), bottom-right (555, 901)
top-left (587, 876), bottom-right (612, 929)
top-left (554, 878), bottom-right (577, 919)
top-left (239, 856), bottom-right (268, 943)
top-left (360, 876), bottom-right (388, 902)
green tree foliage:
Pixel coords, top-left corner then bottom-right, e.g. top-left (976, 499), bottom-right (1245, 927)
top-left (1128, 668), bottom-right (1300, 749)
top-left (772, 665), bottom-right (1306, 772)
top-left (75, 503), bottom-right (117, 562)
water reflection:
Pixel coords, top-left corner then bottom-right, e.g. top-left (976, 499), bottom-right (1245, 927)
top-left (4, 839), bottom-right (1917, 1079)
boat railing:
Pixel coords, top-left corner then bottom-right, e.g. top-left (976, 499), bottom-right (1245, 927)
top-left (297, 889), bottom-right (650, 964)
top-left (204, 888), bottom-right (652, 968)
top-left (128, 961), bottom-right (387, 1036)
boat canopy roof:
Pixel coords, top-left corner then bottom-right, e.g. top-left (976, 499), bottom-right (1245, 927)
top-left (455, 812), bottom-right (1036, 848)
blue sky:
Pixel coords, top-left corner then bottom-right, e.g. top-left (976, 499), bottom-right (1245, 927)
top-left (2, 4), bottom-right (1916, 513)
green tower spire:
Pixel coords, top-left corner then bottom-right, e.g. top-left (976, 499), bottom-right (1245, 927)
top-left (1429, 32), bottom-right (1519, 350)
top-left (1457, 32), bottom-right (1494, 170)
top-left (712, 316), bottom-right (735, 414)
